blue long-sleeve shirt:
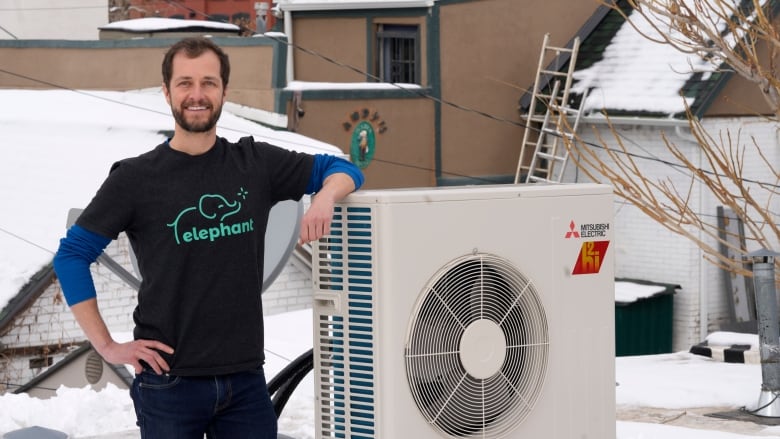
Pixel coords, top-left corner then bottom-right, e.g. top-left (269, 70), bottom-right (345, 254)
top-left (54, 153), bottom-right (363, 307)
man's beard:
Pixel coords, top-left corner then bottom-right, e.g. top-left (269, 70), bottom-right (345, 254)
top-left (171, 100), bottom-right (222, 133)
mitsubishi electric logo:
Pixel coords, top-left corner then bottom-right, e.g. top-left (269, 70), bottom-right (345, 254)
top-left (565, 220), bottom-right (580, 238)
top-left (565, 219), bottom-right (611, 275)
top-left (167, 188), bottom-right (254, 245)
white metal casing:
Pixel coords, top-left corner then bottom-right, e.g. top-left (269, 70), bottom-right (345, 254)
top-left (312, 183), bottom-right (616, 439)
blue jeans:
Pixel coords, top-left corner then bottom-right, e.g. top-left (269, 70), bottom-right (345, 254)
top-left (130, 366), bottom-right (277, 439)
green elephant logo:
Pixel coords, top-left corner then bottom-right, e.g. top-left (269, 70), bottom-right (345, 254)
top-left (167, 192), bottom-right (253, 245)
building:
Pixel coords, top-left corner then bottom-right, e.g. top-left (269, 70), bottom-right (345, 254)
top-left (111, 0), bottom-right (276, 34)
top-left (1, 0), bottom-right (778, 393)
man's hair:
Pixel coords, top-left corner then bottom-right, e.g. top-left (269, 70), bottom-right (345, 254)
top-left (161, 37), bottom-right (231, 89)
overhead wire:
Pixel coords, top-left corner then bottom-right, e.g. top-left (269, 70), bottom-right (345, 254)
top-left (160, 1), bottom-right (780, 189)
top-left (2, 5), bottom-right (779, 375)
top-left (0, 23), bottom-right (17, 39)
top-left (0, 6), bottom-right (776, 246)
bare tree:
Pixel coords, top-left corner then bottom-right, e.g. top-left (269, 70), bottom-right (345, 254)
top-left (617, 0), bottom-right (780, 115)
top-left (557, 0), bottom-right (780, 275)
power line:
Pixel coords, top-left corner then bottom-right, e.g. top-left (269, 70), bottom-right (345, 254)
top-left (27, 0), bottom-right (774, 192)
top-left (1, 14), bottom-right (777, 194)
top-left (256, 32), bottom-right (780, 190)
top-left (165, 0), bottom-right (777, 191)
top-left (0, 23), bottom-right (17, 39)
top-left (0, 226), bottom-right (53, 255)
top-left (0, 67), bottom-right (338, 155)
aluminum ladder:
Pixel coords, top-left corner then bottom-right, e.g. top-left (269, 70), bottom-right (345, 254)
top-left (514, 33), bottom-right (582, 184)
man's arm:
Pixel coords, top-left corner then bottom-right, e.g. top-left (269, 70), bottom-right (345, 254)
top-left (70, 299), bottom-right (173, 374)
top-left (54, 225), bottom-right (173, 374)
top-left (299, 155), bottom-right (364, 244)
top-left (299, 172), bottom-right (357, 244)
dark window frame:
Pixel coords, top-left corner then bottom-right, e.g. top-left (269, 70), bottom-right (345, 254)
top-left (376, 24), bottom-right (420, 85)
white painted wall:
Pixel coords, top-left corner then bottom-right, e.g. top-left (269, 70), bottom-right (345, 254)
top-left (0, 0), bottom-right (107, 40)
top-left (566, 117), bottom-right (780, 352)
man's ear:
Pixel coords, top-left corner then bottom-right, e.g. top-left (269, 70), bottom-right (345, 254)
top-left (162, 83), bottom-right (171, 104)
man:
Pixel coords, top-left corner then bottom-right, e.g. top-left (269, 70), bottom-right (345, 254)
top-left (53, 37), bottom-right (363, 438)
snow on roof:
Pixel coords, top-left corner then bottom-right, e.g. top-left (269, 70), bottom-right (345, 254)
top-left (99, 17), bottom-right (240, 32)
top-left (0, 88), bottom-right (342, 312)
top-left (569, 1), bottom-right (771, 118)
top-left (276, 0), bottom-right (435, 12)
top-left (571, 7), bottom-right (719, 117)
top-left (286, 80), bottom-right (422, 91)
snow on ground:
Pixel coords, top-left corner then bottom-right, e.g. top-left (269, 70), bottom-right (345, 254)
top-left (2, 310), bottom-right (780, 439)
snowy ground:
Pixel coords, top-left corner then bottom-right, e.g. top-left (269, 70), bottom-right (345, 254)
top-left (1, 309), bottom-right (779, 439)
top-left (2, 89), bottom-right (778, 438)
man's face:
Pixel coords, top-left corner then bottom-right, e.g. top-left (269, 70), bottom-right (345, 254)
top-left (163, 50), bottom-right (226, 133)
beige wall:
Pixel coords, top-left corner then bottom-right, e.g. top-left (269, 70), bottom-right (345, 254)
top-left (293, 17), bottom-right (369, 83)
top-left (287, 0), bottom-right (606, 187)
top-left (289, 97), bottom-right (436, 188)
top-left (704, 25), bottom-right (778, 118)
top-left (2, 2), bottom-right (770, 191)
top-left (0, 38), bottom-right (281, 111)
top-left (438, 0), bottom-right (601, 179)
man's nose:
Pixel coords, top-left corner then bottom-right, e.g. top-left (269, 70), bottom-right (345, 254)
top-left (189, 83), bottom-right (206, 99)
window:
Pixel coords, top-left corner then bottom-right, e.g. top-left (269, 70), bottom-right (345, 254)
top-left (376, 24), bottom-right (420, 84)
top-left (29, 356), bottom-right (52, 369)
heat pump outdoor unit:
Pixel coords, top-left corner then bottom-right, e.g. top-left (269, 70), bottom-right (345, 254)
top-left (312, 183), bottom-right (616, 439)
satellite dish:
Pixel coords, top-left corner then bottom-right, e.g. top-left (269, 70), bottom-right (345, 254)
top-left (67, 199), bottom-right (304, 293)
top-left (261, 199), bottom-right (303, 292)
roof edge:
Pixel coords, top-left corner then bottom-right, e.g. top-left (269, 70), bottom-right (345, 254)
top-left (0, 263), bottom-right (55, 336)
top-left (278, 1), bottom-right (435, 12)
top-left (518, 4), bottom-right (613, 113)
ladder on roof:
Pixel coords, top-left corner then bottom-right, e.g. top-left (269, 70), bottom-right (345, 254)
top-left (514, 33), bottom-right (582, 184)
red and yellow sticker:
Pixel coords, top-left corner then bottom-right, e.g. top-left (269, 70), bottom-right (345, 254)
top-left (572, 241), bottom-right (610, 275)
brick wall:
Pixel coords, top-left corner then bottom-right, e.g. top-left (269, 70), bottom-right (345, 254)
top-left (568, 117), bottom-right (780, 351)
top-left (0, 233), bottom-right (314, 393)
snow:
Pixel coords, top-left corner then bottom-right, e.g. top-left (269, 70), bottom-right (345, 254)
top-left (1, 310), bottom-right (779, 439)
top-left (99, 17), bottom-right (240, 32)
top-left (0, 88), bottom-right (343, 314)
top-left (615, 280), bottom-right (668, 303)
top-left (286, 80), bottom-right (422, 91)
top-left (571, 2), bottom-right (738, 116)
top-left (276, 0), bottom-right (435, 12)
top-left (3, 88), bottom-right (780, 438)
top-left (707, 331), bottom-right (759, 349)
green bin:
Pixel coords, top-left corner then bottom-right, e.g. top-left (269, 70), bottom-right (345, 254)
top-left (615, 278), bottom-right (678, 357)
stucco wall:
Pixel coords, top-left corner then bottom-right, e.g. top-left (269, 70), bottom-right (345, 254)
top-left (287, 96), bottom-right (436, 188)
top-left (0, 38), bottom-right (282, 111)
top-left (437, 0), bottom-right (601, 181)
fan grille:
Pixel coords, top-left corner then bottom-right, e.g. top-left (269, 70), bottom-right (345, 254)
top-left (405, 253), bottom-right (549, 438)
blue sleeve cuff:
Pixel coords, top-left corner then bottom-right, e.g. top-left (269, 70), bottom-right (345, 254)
top-left (53, 224), bottom-right (111, 306)
top-left (305, 154), bottom-right (365, 194)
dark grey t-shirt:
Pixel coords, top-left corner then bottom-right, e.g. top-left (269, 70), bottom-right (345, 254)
top-left (78, 136), bottom-right (314, 376)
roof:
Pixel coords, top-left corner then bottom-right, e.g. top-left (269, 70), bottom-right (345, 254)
top-left (0, 264), bottom-right (54, 337)
top-left (12, 343), bottom-right (134, 395)
top-left (99, 17), bottom-right (240, 33)
top-left (570, 1), bottom-right (728, 119)
top-left (521, 0), bottom-right (776, 119)
top-left (276, 0), bottom-right (435, 12)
